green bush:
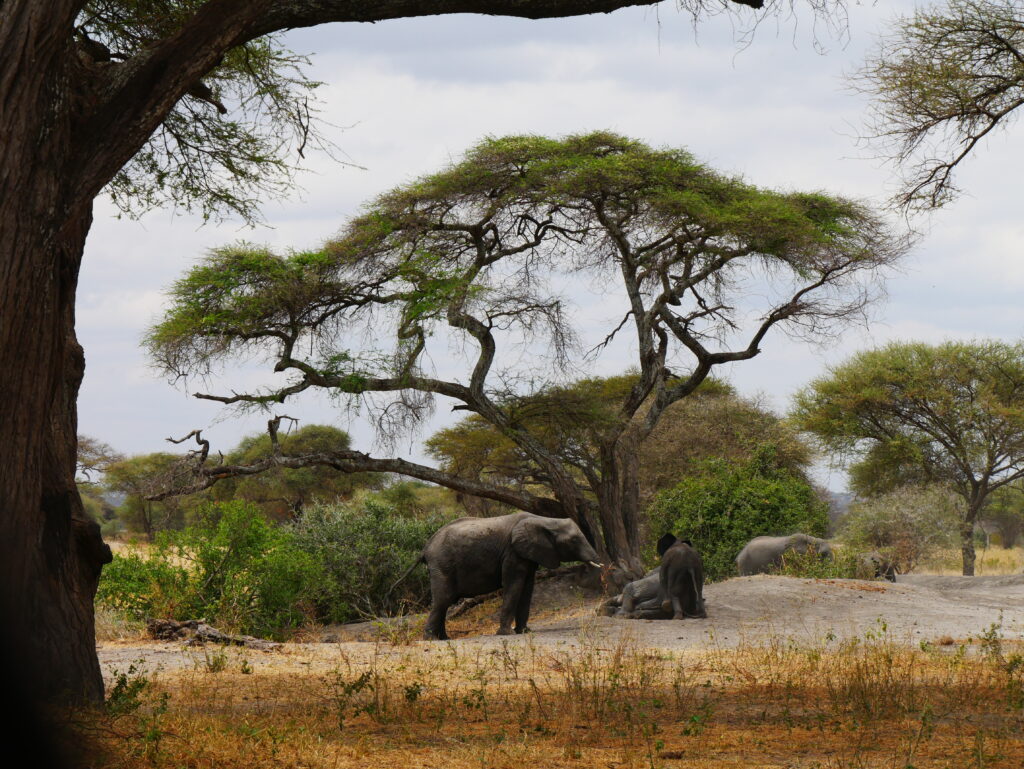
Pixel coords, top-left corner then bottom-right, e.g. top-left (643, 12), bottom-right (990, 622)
top-left (776, 548), bottom-right (860, 579)
top-left (646, 445), bottom-right (829, 581)
top-left (289, 498), bottom-right (455, 623)
top-left (97, 500), bottom-right (325, 638)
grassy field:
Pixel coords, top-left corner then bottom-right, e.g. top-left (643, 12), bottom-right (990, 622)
top-left (81, 623), bottom-right (1024, 769)
top-left (919, 546), bottom-right (1024, 576)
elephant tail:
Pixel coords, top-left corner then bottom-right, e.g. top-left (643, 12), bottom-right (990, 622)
top-left (388, 554), bottom-right (426, 596)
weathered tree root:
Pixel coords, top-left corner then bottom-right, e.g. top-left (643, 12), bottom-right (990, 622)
top-left (146, 618), bottom-right (281, 651)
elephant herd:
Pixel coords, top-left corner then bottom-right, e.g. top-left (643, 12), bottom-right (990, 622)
top-left (399, 512), bottom-right (897, 640)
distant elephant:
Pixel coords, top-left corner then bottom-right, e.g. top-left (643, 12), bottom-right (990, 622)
top-left (735, 533), bottom-right (833, 576)
top-left (658, 534), bottom-right (707, 619)
top-left (859, 551), bottom-right (898, 582)
top-left (400, 512), bottom-right (602, 640)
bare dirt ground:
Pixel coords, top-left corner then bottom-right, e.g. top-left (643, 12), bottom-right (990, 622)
top-left (97, 573), bottom-right (1024, 680)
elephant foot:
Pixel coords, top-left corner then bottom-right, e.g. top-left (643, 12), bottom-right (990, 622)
top-left (423, 629), bottom-right (449, 641)
top-left (514, 625), bottom-right (530, 635)
top-left (496, 626), bottom-right (514, 636)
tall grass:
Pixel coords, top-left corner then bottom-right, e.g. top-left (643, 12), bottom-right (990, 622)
top-left (82, 623), bottom-right (1024, 768)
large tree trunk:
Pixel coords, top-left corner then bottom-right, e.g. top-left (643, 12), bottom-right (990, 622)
top-left (594, 438), bottom-right (645, 580)
top-left (0, 201), bottom-right (112, 704)
top-left (0, 8), bottom-right (112, 701)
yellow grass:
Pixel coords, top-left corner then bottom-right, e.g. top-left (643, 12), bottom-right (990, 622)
top-left (79, 623), bottom-right (1024, 769)
top-left (919, 546), bottom-right (1024, 576)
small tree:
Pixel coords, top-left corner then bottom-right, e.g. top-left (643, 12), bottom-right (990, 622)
top-left (646, 446), bottom-right (830, 581)
top-left (149, 132), bottom-right (906, 579)
top-left (838, 485), bottom-right (961, 573)
top-left (104, 453), bottom-right (199, 541)
top-left (792, 340), bottom-right (1024, 575)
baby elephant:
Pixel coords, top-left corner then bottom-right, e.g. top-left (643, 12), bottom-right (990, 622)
top-left (735, 533), bottom-right (833, 576)
top-left (657, 533), bottom-right (707, 619)
top-left (597, 567), bottom-right (664, 618)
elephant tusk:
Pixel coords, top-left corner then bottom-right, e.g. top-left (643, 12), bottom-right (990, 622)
top-left (589, 561), bottom-right (603, 568)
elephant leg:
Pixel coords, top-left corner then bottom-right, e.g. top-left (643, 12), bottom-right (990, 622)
top-left (497, 562), bottom-right (531, 635)
top-left (670, 593), bottom-right (686, 620)
top-left (424, 569), bottom-right (455, 641)
top-left (514, 568), bottom-right (536, 634)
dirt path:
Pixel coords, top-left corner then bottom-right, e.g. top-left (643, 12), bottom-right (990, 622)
top-left (97, 574), bottom-right (1024, 680)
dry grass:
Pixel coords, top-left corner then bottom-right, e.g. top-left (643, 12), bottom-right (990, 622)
top-left (78, 621), bottom-right (1024, 769)
top-left (919, 546), bottom-right (1024, 576)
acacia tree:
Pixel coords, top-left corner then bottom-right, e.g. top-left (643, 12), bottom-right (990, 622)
top-left (149, 132), bottom-right (905, 578)
top-left (856, 0), bottom-right (1024, 210)
top-left (792, 339), bottom-right (1024, 575)
top-left (2, 0), bottom-right (830, 706)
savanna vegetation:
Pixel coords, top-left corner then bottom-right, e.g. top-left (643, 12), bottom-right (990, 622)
top-left (79, 623), bottom-right (1024, 769)
top-left (8, 0), bottom-right (840, 709)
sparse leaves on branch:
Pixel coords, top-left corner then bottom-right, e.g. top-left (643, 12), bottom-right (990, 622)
top-left (856, 0), bottom-right (1024, 211)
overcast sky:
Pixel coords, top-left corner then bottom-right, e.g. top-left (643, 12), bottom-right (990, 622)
top-left (76, 2), bottom-right (1024, 491)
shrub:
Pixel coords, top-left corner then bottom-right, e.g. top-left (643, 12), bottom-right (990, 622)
top-left (646, 445), bottom-right (830, 581)
top-left (97, 501), bottom-right (325, 638)
top-left (838, 485), bottom-right (960, 573)
top-left (776, 548), bottom-right (861, 579)
top-left (289, 498), bottom-right (455, 623)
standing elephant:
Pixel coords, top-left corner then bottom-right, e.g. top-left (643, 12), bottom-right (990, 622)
top-left (658, 534), bottom-right (707, 619)
top-left (735, 533), bottom-right (833, 576)
top-left (405, 512), bottom-right (602, 640)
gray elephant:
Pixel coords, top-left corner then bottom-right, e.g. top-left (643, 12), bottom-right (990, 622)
top-left (735, 533), bottom-right (833, 576)
top-left (858, 550), bottom-right (898, 582)
top-left (598, 567), bottom-right (663, 618)
top-left (402, 512), bottom-right (602, 640)
top-left (658, 534), bottom-right (706, 619)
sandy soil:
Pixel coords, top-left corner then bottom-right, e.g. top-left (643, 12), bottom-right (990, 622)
top-left (97, 573), bottom-right (1024, 681)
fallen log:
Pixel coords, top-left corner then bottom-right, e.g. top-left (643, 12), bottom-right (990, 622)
top-left (146, 618), bottom-right (281, 651)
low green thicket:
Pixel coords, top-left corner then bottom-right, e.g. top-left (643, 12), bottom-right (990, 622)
top-left (288, 499), bottom-right (456, 623)
top-left (646, 445), bottom-right (829, 581)
top-left (97, 496), bottom-right (454, 636)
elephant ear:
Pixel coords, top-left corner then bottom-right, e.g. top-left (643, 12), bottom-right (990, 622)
top-left (656, 533), bottom-right (678, 558)
top-left (512, 518), bottom-right (561, 569)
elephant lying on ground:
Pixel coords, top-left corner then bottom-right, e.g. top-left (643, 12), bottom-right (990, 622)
top-left (599, 534), bottom-right (706, 620)
top-left (858, 551), bottom-right (898, 582)
top-left (598, 567), bottom-right (664, 618)
top-left (735, 533), bottom-right (833, 576)
top-left (398, 512), bottom-right (602, 640)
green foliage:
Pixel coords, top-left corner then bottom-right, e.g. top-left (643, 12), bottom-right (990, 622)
top-left (838, 485), bottom-right (961, 573)
top-left (97, 501), bottom-right (324, 638)
top-left (288, 499), bottom-right (456, 623)
top-left (792, 339), bottom-right (1024, 575)
top-left (209, 424), bottom-right (382, 520)
top-left (776, 548), bottom-right (860, 580)
top-left (647, 446), bottom-right (829, 581)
